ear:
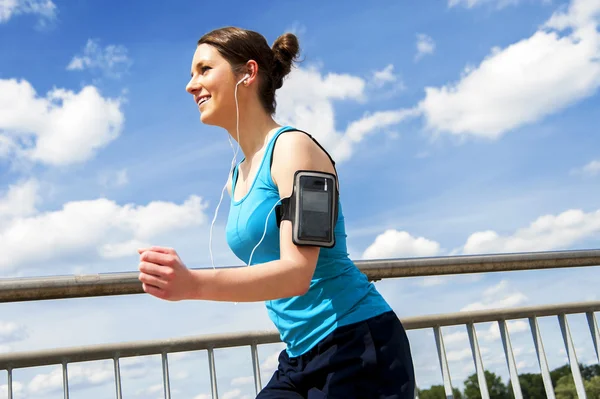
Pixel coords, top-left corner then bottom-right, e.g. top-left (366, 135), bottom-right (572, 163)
top-left (242, 60), bottom-right (259, 86)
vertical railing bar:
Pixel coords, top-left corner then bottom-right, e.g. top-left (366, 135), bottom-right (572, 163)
top-left (7, 367), bottom-right (13, 399)
top-left (62, 362), bottom-right (69, 399)
top-left (498, 320), bottom-right (523, 399)
top-left (433, 326), bottom-right (455, 398)
top-left (250, 343), bottom-right (262, 395)
top-left (529, 317), bottom-right (556, 399)
top-left (114, 356), bottom-right (123, 399)
top-left (208, 348), bottom-right (219, 399)
top-left (587, 311), bottom-right (600, 363)
top-left (467, 322), bottom-right (490, 399)
top-left (558, 314), bottom-right (587, 399)
top-left (161, 352), bottom-right (171, 399)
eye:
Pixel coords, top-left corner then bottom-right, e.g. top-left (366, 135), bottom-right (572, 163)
top-left (201, 66), bottom-right (211, 74)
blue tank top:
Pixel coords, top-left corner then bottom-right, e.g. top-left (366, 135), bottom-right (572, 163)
top-left (226, 126), bottom-right (391, 357)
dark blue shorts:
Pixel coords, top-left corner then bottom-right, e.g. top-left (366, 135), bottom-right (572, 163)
top-left (257, 311), bottom-right (415, 399)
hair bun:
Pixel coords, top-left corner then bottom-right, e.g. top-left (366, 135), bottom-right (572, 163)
top-left (272, 33), bottom-right (300, 89)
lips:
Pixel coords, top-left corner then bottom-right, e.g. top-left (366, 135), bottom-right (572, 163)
top-left (196, 95), bottom-right (211, 108)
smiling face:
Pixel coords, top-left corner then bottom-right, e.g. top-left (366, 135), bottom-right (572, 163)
top-left (185, 43), bottom-right (241, 127)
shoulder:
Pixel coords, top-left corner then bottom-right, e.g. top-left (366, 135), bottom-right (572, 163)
top-left (271, 130), bottom-right (336, 197)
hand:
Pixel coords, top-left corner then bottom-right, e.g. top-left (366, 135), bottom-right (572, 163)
top-left (137, 246), bottom-right (195, 301)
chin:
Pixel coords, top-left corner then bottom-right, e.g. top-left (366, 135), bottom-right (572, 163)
top-left (199, 110), bottom-right (217, 126)
top-left (200, 110), bottom-right (227, 129)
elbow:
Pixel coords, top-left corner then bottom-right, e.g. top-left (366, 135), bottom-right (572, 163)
top-left (293, 279), bottom-right (310, 297)
top-left (289, 263), bottom-right (314, 297)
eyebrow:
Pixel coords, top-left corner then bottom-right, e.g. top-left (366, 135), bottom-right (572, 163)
top-left (191, 61), bottom-right (208, 77)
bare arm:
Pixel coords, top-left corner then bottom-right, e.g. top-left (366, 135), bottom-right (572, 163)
top-left (138, 131), bottom-right (337, 302)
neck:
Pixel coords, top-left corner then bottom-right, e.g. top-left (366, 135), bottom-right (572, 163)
top-left (226, 99), bottom-right (281, 161)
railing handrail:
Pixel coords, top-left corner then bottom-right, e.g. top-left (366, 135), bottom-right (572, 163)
top-left (1, 299), bottom-right (598, 370)
top-left (1, 249), bottom-right (599, 303)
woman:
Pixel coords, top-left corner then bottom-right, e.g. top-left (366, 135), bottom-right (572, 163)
top-left (137, 26), bottom-right (415, 398)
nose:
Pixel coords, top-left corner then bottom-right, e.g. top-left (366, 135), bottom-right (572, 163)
top-left (186, 76), bottom-right (201, 96)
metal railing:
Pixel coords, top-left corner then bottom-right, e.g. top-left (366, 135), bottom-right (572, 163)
top-left (1, 249), bottom-right (599, 399)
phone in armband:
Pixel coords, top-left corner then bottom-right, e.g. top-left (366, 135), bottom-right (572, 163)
top-left (276, 170), bottom-right (339, 248)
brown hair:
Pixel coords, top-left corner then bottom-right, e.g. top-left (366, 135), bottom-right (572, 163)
top-left (197, 27), bottom-right (300, 115)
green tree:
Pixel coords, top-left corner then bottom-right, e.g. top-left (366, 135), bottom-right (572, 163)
top-left (464, 371), bottom-right (510, 399)
top-left (582, 364), bottom-right (600, 380)
top-left (417, 384), bottom-right (463, 399)
top-left (550, 364), bottom-right (572, 388)
top-left (554, 374), bottom-right (600, 399)
top-left (586, 376), bottom-right (600, 398)
top-left (512, 373), bottom-right (546, 399)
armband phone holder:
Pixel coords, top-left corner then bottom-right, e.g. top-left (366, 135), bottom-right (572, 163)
top-left (276, 170), bottom-right (339, 248)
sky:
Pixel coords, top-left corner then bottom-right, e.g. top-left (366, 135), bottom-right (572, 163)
top-left (1, 0), bottom-right (600, 397)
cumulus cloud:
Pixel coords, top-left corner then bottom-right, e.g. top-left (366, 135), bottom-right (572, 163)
top-left (0, 320), bottom-right (28, 343)
top-left (0, 179), bottom-right (209, 272)
top-left (28, 363), bottom-right (113, 395)
top-left (443, 319), bottom-right (529, 345)
top-left (369, 64), bottom-right (398, 88)
top-left (361, 229), bottom-right (442, 259)
top-left (276, 66), bottom-right (418, 163)
top-left (67, 39), bottom-right (133, 79)
top-left (461, 280), bottom-right (528, 311)
top-left (0, 178), bottom-right (40, 220)
top-left (448, 0), bottom-right (521, 9)
top-left (415, 34), bottom-right (436, 60)
top-left (0, 0), bottom-right (56, 24)
top-left (0, 79), bottom-right (124, 166)
top-left (98, 168), bottom-right (129, 188)
top-left (420, 0), bottom-right (600, 139)
top-left (460, 208), bottom-right (600, 255)
top-left (0, 381), bottom-right (24, 397)
top-left (572, 159), bottom-right (600, 176)
top-left (231, 376), bottom-right (254, 386)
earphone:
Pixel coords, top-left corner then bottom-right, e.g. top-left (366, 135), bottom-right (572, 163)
top-left (238, 74), bottom-right (250, 85)
top-left (208, 72), bottom-right (276, 270)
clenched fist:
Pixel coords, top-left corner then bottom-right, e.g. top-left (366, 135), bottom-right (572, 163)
top-left (137, 246), bottom-right (196, 301)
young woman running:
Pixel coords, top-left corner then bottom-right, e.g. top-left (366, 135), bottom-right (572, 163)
top-left (137, 26), bottom-right (415, 398)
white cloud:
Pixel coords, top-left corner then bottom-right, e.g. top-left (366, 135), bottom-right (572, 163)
top-left (0, 78), bottom-right (124, 166)
top-left (446, 347), bottom-right (474, 362)
top-left (261, 350), bottom-right (281, 372)
top-left (362, 229), bottom-right (441, 259)
top-left (0, 182), bottom-right (209, 272)
top-left (443, 319), bottom-right (528, 347)
top-left (0, 0), bottom-right (56, 24)
top-left (572, 159), bottom-right (600, 176)
top-left (420, 0), bottom-right (600, 139)
top-left (0, 320), bottom-right (28, 343)
top-left (448, 0), bottom-right (520, 9)
top-left (461, 208), bottom-right (600, 255)
top-left (420, 276), bottom-right (448, 287)
top-left (415, 34), bottom-right (436, 60)
top-left (28, 363), bottom-right (114, 395)
top-left (545, 0), bottom-right (600, 30)
top-left (67, 39), bottom-right (133, 79)
top-left (461, 279), bottom-right (528, 311)
top-left (98, 168), bottom-right (129, 188)
top-left (222, 389), bottom-right (243, 399)
top-left (0, 344), bottom-right (12, 353)
top-left (136, 384), bottom-right (163, 396)
top-left (276, 66), bottom-right (417, 163)
top-left (231, 376), bottom-right (254, 386)
top-left (345, 109), bottom-right (419, 144)
top-left (194, 395), bottom-right (211, 399)
top-left (0, 381), bottom-right (23, 397)
top-left (0, 178), bottom-right (40, 220)
top-left (370, 64), bottom-right (397, 87)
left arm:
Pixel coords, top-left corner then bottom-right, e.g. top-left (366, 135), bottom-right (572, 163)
top-left (137, 132), bottom-right (336, 302)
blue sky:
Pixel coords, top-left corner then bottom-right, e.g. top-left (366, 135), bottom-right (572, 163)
top-left (1, 0), bottom-right (600, 397)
